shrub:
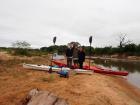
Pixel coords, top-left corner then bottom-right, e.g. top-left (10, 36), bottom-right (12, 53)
top-left (13, 48), bottom-right (31, 56)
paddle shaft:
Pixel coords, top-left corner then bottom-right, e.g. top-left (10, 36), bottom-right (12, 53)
top-left (49, 36), bottom-right (57, 73)
top-left (89, 36), bottom-right (92, 70)
top-left (89, 43), bottom-right (91, 69)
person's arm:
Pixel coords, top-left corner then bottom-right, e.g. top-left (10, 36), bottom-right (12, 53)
top-left (71, 48), bottom-right (74, 55)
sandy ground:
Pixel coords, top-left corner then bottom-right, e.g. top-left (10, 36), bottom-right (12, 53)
top-left (0, 52), bottom-right (140, 105)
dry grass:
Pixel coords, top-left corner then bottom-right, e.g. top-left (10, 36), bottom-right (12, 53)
top-left (0, 52), bottom-right (140, 105)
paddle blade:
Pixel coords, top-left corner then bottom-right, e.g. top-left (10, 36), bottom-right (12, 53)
top-left (89, 36), bottom-right (92, 44)
top-left (53, 36), bottom-right (57, 45)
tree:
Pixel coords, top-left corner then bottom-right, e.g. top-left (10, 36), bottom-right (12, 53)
top-left (102, 46), bottom-right (112, 55)
top-left (124, 43), bottom-right (136, 52)
top-left (84, 46), bottom-right (94, 56)
top-left (118, 33), bottom-right (131, 48)
top-left (136, 44), bottom-right (140, 55)
top-left (12, 41), bottom-right (31, 49)
top-left (68, 42), bottom-right (81, 47)
top-left (11, 41), bottom-right (31, 56)
top-left (123, 43), bottom-right (136, 55)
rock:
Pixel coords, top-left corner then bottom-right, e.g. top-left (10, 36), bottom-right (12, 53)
top-left (20, 89), bottom-right (68, 105)
top-left (54, 98), bottom-right (68, 105)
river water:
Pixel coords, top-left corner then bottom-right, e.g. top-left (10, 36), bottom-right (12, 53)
top-left (92, 58), bottom-right (140, 88)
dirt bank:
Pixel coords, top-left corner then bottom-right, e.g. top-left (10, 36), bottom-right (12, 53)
top-left (0, 52), bottom-right (140, 105)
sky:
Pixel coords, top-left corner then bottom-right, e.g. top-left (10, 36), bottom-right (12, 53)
top-left (0, 0), bottom-right (140, 48)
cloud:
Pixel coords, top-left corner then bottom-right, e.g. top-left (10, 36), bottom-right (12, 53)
top-left (0, 0), bottom-right (140, 48)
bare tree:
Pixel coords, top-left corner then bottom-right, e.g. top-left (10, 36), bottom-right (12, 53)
top-left (12, 41), bottom-right (31, 49)
top-left (118, 33), bottom-right (131, 48)
top-left (68, 42), bottom-right (81, 47)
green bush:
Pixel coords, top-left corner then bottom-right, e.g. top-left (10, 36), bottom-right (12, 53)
top-left (13, 48), bottom-right (31, 56)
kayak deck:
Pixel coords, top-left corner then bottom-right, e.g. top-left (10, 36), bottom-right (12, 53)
top-left (23, 63), bottom-right (70, 72)
top-left (23, 63), bottom-right (93, 74)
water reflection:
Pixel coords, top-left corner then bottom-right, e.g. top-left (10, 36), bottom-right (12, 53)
top-left (92, 59), bottom-right (140, 73)
top-left (92, 58), bottom-right (140, 88)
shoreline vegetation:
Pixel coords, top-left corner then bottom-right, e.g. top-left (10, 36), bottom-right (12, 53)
top-left (0, 41), bottom-right (140, 56)
top-left (0, 51), bottom-right (140, 105)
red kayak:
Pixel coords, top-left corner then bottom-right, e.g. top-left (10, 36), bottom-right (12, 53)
top-left (52, 60), bottom-right (129, 76)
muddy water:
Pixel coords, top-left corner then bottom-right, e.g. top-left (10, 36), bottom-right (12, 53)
top-left (92, 58), bottom-right (140, 88)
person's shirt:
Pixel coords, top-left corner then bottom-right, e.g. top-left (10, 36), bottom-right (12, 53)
top-left (66, 48), bottom-right (73, 57)
top-left (73, 48), bottom-right (78, 59)
top-left (78, 51), bottom-right (85, 62)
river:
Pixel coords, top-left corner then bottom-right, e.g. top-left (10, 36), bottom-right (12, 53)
top-left (92, 58), bottom-right (140, 88)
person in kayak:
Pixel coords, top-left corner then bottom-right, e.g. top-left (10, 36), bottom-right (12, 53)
top-left (78, 47), bottom-right (85, 69)
top-left (72, 44), bottom-right (79, 67)
top-left (66, 44), bottom-right (73, 68)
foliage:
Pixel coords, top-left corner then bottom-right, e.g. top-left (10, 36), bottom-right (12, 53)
top-left (13, 48), bottom-right (31, 56)
top-left (40, 45), bottom-right (67, 54)
top-left (123, 43), bottom-right (136, 55)
top-left (40, 43), bottom-right (140, 56)
top-left (118, 33), bottom-right (131, 48)
top-left (83, 46), bottom-right (94, 55)
top-left (1, 40), bottom-right (140, 56)
top-left (68, 42), bottom-right (81, 47)
top-left (12, 41), bottom-right (31, 48)
top-left (11, 41), bottom-right (31, 56)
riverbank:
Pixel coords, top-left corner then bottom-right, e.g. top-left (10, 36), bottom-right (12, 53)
top-left (0, 52), bottom-right (140, 105)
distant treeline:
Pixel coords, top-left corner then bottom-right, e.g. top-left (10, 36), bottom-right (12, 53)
top-left (41, 43), bottom-right (140, 56)
top-left (40, 45), bottom-right (67, 54)
top-left (92, 43), bottom-right (140, 56)
top-left (0, 43), bottom-right (140, 56)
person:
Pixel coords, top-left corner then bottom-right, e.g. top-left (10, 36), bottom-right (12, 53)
top-left (78, 47), bottom-right (85, 69)
top-left (65, 44), bottom-right (73, 68)
top-left (72, 45), bottom-right (79, 67)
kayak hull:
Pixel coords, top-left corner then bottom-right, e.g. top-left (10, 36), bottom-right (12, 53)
top-left (52, 60), bottom-right (129, 76)
top-left (74, 69), bottom-right (93, 75)
top-left (23, 63), bottom-right (70, 72)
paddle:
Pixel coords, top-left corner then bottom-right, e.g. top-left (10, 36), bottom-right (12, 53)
top-left (49, 36), bottom-right (57, 73)
top-left (53, 36), bottom-right (56, 45)
top-left (89, 36), bottom-right (92, 70)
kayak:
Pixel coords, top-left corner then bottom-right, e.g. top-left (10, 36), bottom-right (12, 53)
top-left (23, 63), bottom-right (70, 72)
top-left (89, 66), bottom-right (128, 76)
top-left (52, 60), bottom-right (129, 76)
top-left (74, 69), bottom-right (93, 75)
top-left (23, 63), bottom-right (93, 74)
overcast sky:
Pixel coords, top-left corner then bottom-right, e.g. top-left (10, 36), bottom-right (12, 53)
top-left (0, 0), bottom-right (140, 48)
